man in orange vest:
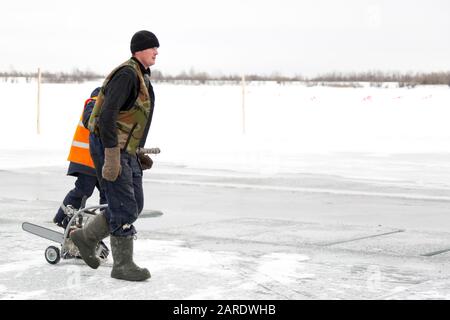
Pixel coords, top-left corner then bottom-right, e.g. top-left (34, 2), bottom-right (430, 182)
top-left (53, 87), bottom-right (107, 229)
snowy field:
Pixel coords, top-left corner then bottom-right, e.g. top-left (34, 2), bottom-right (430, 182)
top-left (2, 80), bottom-right (450, 170)
top-left (2, 80), bottom-right (450, 179)
top-left (1, 80), bottom-right (450, 300)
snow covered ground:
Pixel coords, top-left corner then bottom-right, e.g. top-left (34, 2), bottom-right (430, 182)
top-left (1, 81), bottom-right (450, 299)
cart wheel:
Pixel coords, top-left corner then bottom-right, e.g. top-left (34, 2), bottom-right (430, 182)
top-left (45, 246), bottom-right (61, 264)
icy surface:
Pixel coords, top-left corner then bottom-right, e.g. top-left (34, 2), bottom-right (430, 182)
top-left (1, 82), bottom-right (450, 299)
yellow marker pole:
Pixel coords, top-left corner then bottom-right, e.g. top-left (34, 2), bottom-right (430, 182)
top-left (37, 68), bottom-right (41, 135)
top-left (241, 74), bottom-right (246, 134)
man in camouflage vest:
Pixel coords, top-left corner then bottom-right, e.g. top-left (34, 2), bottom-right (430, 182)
top-left (70, 30), bottom-right (159, 281)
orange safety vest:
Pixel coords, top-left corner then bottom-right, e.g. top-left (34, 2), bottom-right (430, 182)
top-left (67, 98), bottom-right (96, 168)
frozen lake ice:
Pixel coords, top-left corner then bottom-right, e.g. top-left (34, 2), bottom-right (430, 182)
top-left (1, 81), bottom-right (450, 299)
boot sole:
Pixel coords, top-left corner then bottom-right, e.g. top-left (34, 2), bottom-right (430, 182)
top-left (111, 270), bottom-right (151, 282)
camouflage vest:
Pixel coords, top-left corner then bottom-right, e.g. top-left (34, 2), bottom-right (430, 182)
top-left (88, 59), bottom-right (152, 155)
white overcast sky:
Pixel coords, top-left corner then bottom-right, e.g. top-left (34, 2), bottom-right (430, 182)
top-left (1, 0), bottom-right (449, 77)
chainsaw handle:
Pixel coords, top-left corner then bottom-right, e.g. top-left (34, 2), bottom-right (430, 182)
top-left (137, 147), bottom-right (161, 155)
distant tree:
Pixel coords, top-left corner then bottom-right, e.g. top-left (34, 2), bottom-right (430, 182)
top-left (1, 67), bottom-right (449, 85)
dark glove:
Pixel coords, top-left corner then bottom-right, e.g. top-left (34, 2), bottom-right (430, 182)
top-left (102, 147), bottom-right (122, 181)
top-left (138, 154), bottom-right (153, 170)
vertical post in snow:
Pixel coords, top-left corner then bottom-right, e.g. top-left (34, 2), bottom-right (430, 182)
top-left (37, 67), bottom-right (41, 135)
top-left (241, 74), bottom-right (246, 135)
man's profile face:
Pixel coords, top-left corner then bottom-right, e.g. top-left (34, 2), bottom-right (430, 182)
top-left (136, 47), bottom-right (158, 68)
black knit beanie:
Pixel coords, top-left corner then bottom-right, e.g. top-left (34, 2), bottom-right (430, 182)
top-left (130, 30), bottom-right (159, 53)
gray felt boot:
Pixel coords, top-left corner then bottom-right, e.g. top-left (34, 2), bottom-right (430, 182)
top-left (70, 213), bottom-right (109, 269)
top-left (110, 235), bottom-right (151, 281)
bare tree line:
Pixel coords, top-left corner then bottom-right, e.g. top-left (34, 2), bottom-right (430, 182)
top-left (311, 71), bottom-right (450, 87)
top-left (1, 68), bottom-right (450, 86)
top-left (0, 69), bottom-right (102, 83)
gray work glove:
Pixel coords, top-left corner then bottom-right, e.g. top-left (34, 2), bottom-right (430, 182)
top-left (102, 147), bottom-right (122, 181)
top-left (138, 154), bottom-right (153, 170)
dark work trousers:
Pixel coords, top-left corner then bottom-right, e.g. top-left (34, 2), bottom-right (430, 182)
top-left (53, 173), bottom-right (107, 227)
top-left (89, 133), bottom-right (144, 237)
